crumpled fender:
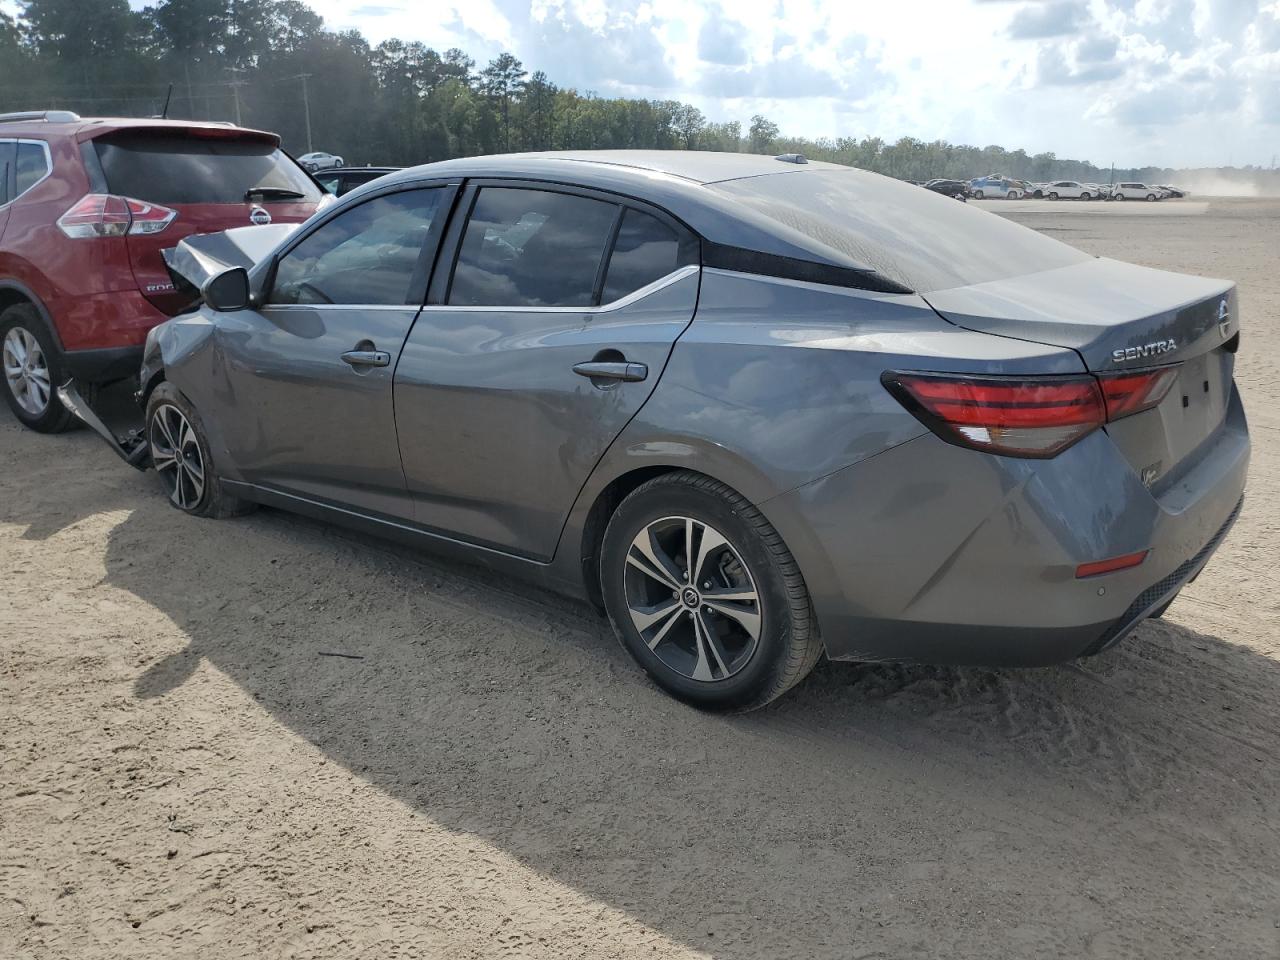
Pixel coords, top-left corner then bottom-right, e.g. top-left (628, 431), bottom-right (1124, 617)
top-left (162, 222), bottom-right (300, 288)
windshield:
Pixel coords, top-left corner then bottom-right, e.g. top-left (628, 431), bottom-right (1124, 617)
top-left (94, 132), bottom-right (323, 205)
top-left (710, 168), bottom-right (1090, 292)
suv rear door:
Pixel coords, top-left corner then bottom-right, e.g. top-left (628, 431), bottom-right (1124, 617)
top-left (84, 127), bottom-right (324, 315)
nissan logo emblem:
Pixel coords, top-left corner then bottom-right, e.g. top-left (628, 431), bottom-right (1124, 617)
top-left (249, 205), bottom-right (272, 226)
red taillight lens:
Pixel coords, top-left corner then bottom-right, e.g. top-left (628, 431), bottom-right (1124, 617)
top-left (882, 371), bottom-right (1106, 457)
top-left (57, 194), bottom-right (176, 239)
top-left (1097, 367), bottom-right (1178, 420)
top-left (885, 365), bottom-right (1183, 458)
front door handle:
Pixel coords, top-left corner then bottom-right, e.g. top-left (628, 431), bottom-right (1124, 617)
top-left (341, 349), bottom-right (391, 368)
top-left (572, 360), bottom-right (648, 382)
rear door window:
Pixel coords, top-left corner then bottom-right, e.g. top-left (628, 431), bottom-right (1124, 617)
top-left (268, 188), bottom-right (446, 306)
top-left (0, 140), bottom-right (13, 205)
top-left (448, 188), bottom-right (618, 307)
top-left (94, 132), bottom-right (322, 205)
top-left (14, 141), bottom-right (50, 198)
top-left (602, 208), bottom-right (691, 302)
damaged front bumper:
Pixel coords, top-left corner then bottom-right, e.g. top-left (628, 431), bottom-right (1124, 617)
top-left (56, 381), bottom-right (151, 471)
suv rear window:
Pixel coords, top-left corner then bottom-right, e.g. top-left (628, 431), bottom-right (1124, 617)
top-left (710, 169), bottom-right (1090, 292)
top-left (93, 132), bottom-right (322, 205)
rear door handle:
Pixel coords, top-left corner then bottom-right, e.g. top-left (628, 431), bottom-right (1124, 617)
top-left (572, 361), bottom-right (648, 382)
top-left (341, 350), bottom-right (391, 368)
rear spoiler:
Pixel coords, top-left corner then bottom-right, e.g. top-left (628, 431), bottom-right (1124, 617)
top-left (162, 223), bottom-right (300, 290)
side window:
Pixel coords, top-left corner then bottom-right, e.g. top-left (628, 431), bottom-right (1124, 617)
top-left (314, 173), bottom-right (341, 195)
top-left (449, 187), bottom-right (618, 307)
top-left (14, 141), bottom-right (49, 198)
top-left (602, 208), bottom-right (686, 302)
top-left (268, 188), bottom-right (445, 306)
top-left (0, 141), bottom-right (13, 206)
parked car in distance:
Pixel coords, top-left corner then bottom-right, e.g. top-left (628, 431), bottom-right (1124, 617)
top-left (298, 151), bottom-right (344, 171)
top-left (922, 178), bottom-right (969, 200)
top-left (313, 165), bottom-right (401, 197)
top-left (73, 150), bottom-right (1248, 711)
top-left (1111, 182), bottom-right (1162, 201)
top-left (969, 176), bottom-right (1023, 199)
top-left (0, 110), bottom-right (325, 432)
top-left (1157, 185), bottom-right (1188, 198)
top-left (1045, 180), bottom-right (1095, 200)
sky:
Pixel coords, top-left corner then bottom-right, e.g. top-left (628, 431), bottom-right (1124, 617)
top-left (41, 0), bottom-right (1280, 168)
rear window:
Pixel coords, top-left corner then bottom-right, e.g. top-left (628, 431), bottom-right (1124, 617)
top-left (710, 169), bottom-right (1090, 292)
top-left (93, 132), bottom-right (322, 205)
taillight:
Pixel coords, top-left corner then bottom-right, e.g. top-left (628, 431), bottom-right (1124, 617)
top-left (57, 194), bottom-right (176, 239)
top-left (1097, 367), bottom-right (1177, 419)
top-left (883, 365), bottom-right (1179, 459)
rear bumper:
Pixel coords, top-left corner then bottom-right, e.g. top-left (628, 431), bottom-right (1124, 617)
top-left (762, 384), bottom-right (1250, 666)
top-left (61, 345), bottom-right (144, 383)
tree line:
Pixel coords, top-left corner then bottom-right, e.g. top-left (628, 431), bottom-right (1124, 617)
top-left (0, 0), bottom-right (1258, 186)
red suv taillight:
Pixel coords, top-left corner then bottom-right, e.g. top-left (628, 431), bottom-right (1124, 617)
top-left (882, 366), bottom-right (1177, 458)
top-left (57, 194), bottom-right (177, 239)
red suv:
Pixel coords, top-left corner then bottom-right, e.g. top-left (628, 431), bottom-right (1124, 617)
top-left (0, 111), bottom-right (325, 432)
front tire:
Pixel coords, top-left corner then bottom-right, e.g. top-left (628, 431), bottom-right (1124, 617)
top-left (600, 472), bottom-right (821, 711)
top-left (973, 190), bottom-right (984, 199)
top-left (0, 305), bottom-right (76, 433)
top-left (145, 382), bottom-right (254, 519)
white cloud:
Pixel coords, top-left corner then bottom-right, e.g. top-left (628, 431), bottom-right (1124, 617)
top-left (18, 0), bottom-right (1280, 167)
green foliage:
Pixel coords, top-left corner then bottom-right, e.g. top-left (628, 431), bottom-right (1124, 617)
top-left (0, 1), bottom-right (1212, 184)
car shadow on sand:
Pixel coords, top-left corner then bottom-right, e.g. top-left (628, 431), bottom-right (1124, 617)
top-left (5, 427), bottom-right (1279, 958)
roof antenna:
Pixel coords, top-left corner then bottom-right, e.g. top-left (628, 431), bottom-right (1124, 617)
top-left (159, 83), bottom-right (174, 120)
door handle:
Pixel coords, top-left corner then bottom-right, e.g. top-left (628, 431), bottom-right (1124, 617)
top-left (572, 360), bottom-right (648, 382)
top-left (341, 349), bottom-right (391, 368)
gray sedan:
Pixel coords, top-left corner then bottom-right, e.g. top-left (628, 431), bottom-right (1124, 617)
top-left (86, 151), bottom-right (1249, 710)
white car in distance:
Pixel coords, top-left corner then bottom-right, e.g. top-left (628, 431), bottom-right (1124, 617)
top-left (1111, 182), bottom-right (1162, 201)
top-left (1044, 180), bottom-right (1095, 200)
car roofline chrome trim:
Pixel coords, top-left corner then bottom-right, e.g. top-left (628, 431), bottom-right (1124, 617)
top-left (420, 264), bottom-right (699, 314)
top-left (701, 266), bottom-right (917, 301)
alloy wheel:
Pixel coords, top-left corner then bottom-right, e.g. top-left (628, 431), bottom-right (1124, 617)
top-left (623, 516), bottom-right (762, 682)
top-left (2, 326), bottom-right (51, 416)
top-left (149, 403), bottom-right (205, 510)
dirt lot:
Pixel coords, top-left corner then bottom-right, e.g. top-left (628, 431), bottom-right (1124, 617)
top-left (3, 198), bottom-right (1278, 960)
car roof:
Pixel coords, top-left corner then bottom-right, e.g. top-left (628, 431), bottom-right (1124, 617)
top-left (392, 150), bottom-right (849, 187)
top-left (371, 150), bottom-right (916, 282)
top-left (0, 114), bottom-right (279, 145)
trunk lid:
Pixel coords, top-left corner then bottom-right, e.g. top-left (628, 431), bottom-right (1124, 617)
top-left (84, 126), bottom-right (323, 315)
top-left (923, 258), bottom-right (1240, 490)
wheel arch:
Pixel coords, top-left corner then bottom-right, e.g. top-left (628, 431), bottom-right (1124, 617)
top-left (0, 281), bottom-right (63, 353)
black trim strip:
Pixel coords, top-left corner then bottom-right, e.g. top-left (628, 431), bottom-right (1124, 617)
top-left (701, 241), bottom-right (913, 294)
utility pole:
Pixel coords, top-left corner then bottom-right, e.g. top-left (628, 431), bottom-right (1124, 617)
top-left (227, 67), bottom-right (246, 126)
top-left (298, 74), bottom-right (314, 152)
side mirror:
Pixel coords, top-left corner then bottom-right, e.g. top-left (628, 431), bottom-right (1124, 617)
top-left (202, 267), bottom-right (251, 312)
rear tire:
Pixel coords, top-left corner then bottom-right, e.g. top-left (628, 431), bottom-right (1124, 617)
top-left (0, 304), bottom-right (77, 434)
top-left (600, 471), bottom-right (821, 711)
top-left (145, 381), bottom-right (255, 519)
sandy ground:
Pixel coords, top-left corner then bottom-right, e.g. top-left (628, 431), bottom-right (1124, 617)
top-left (3, 198), bottom-right (1279, 960)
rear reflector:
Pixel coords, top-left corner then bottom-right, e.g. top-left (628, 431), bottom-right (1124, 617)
top-left (57, 194), bottom-right (177, 239)
top-left (881, 371), bottom-right (1105, 457)
top-left (1076, 550), bottom-right (1149, 578)
top-left (884, 364), bottom-right (1182, 459)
